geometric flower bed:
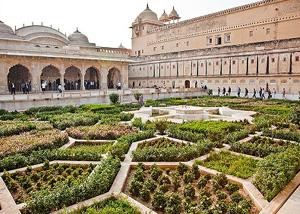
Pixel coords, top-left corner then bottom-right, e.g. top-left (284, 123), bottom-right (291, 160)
top-left (196, 150), bottom-right (259, 179)
top-left (123, 162), bottom-right (258, 214)
top-left (66, 124), bottom-right (139, 140)
top-left (2, 162), bottom-right (95, 204)
top-left (230, 136), bottom-right (296, 157)
top-left (131, 137), bottom-right (214, 162)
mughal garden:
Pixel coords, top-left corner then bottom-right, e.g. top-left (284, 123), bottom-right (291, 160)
top-left (0, 94), bottom-right (299, 214)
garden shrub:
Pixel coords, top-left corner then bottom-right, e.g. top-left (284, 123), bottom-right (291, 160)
top-left (253, 147), bottom-right (300, 201)
top-left (109, 93), bottom-right (119, 104)
top-left (165, 193), bottom-right (182, 214)
top-left (152, 190), bottom-right (167, 210)
top-left (134, 93), bottom-right (143, 101)
top-left (263, 128), bottom-right (300, 142)
top-left (154, 119), bottom-right (169, 135)
top-left (289, 106), bottom-right (300, 125)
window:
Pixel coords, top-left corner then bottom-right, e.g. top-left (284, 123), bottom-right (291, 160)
top-left (242, 60), bottom-right (245, 64)
top-left (173, 65), bottom-right (176, 69)
top-left (201, 63), bottom-right (204, 67)
top-left (216, 62), bottom-right (219, 66)
top-left (162, 46), bottom-right (164, 50)
top-left (296, 56), bottom-right (300, 62)
top-left (176, 43), bottom-right (179, 47)
top-left (249, 31), bottom-right (254, 37)
top-left (251, 59), bottom-right (255, 64)
top-left (209, 62), bottom-right (211, 66)
top-left (139, 68), bottom-right (141, 71)
top-left (232, 60), bottom-right (236, 65)
top-left (215, 35), bottom-right (222, 45)
top-left (261, 59), bottom-right (265, 63)
top-left (224, 33), bottom-right (231, 43)
top-left (150, 67), bottom-right (152, 70)
top-left (142, 26), bottom-right (145, 30)
top-left (187, 41), bottom-right (189, 46)
top-left (224, 61), bottom-right (227, 65)
top-left (193, 63), bottom-right (196, 67)
top-left (266, 28), bottom-right (270, 34)
top-left (45, 46), bottom-right (50, 48)
top-left (206, 36), bottom-right (213, 45)
top-left (272, 58), bottom-right (275, 63)
top-left (153, 47), bottom-right (156, 51)
top-left (283, 57), bottom-right (286, 62)
top-left (35, 45), bottom-right (40, 47)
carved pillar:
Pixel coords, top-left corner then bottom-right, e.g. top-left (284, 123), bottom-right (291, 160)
top-left (121, 63), bottom-right (129, 89)
top-left (100, 66), bottom-right (108, 90)
top-left (81, 66), bottom-right (85, 90)
top-left (31, 61), bottom-right (41, 93)
top-left (0, 61), bottom-right (8, 93)
top-left (60, 64), bottom-right (65, 91)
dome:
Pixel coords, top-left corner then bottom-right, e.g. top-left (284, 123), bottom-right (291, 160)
top-left (169, 6), bottom-right (180, 20)
top-left (159, 10), bottom-right (170, 22)
top-left (68, 29), bottom-right (89, 45)
top-left (0, 21), bottom-right (14, 35)
top-left (138, 4), bottom-right (159, 22)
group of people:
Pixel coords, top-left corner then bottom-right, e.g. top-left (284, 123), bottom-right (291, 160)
top-left (217, 86), bottom-right (287, 99)
top-left (10, 81), bottom-right (31, 95)
top-left (84, 80), bottom-right (99, 90)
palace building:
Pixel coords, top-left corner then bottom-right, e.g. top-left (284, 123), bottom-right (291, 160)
top-left (0, 0), bottom-right (299, 96)
top-left (0, 23), bottom-right (131, 93)
top-left (129, 0), bottom-right (300, 95)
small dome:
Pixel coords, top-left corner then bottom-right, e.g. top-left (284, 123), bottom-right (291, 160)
top-left (138, 4), bottom-right (159, 22)
top-left (159, 10), bottom-right (170, 22)
top-left (118, 43), bottom-right (126, 49)
top-left (0, 21), bottom-right (14, 35)
top-left (68, 28), bottom-right (89, 45)
top-left (169, 6), bottom-right (180, 20)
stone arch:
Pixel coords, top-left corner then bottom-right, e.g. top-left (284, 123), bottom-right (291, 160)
top-left (40, 65), bottom-right (61, 91)
top-left (64, 66), bottom-right (81, 90)
top-left (84, 66), bottom-right (100, 90)
top-left (7, 64), bottom-right (31, 92)
top-left (107, 67), bottom-right (121, 89)
top-left (185, 80), bottom-right (191, 88)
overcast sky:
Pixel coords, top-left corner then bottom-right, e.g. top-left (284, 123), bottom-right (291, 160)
top-left (1, 0), bottom-right (255, 49)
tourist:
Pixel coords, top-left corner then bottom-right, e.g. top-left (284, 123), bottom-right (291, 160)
top-left (268, 89), bottom-right (272, 99)
top-left (217, 87), bottom-right (220, 96)
top-left (204, 85), bottom-right (207, 92)
top-left (139, 82), bottom-right (141, 88)
top-left (237, 87), bottom-right (241, 97)
top-left (132, 81), bottom-right (135, 89)
top-left (228, 87), bottom-right (231, 96)
top-left (244, 88), bottom-right (248, 98)
top-left (25, 83), bottom-right (29, 94)
top-left (222, 87), bottom-right (226, 96)
top-left (262, 88), bottom-right (265, 99)
top-left (21, 82), bottom-right (26, 94)
top-left (272, 88), bottom-right (276, 99)
top-left (11, 82), bottom-right (15, 95)
top-left (163, 81), bottom-right (166, 89)
top-left (41, 81), bottom-right (46, 93)
top-left (259, 87), bottom-right (262, 98)
top-left (75, 82), bottom-right (78, 90)
top-left (57, 84), bottom-right (62, 96)
top-left (282, 88), bottom-right (286, 99)
top-left (253, 89), bottom-right (256, 98)
top-left (49, 81), bottom-right (52, 91)
top-left (172, 81), bottom-right (175, 89)
top-left (195, 81), bottom-right (198, 88)
top-left (139, 94), bottom-right (144, 107)
top-left (117, 82), bottom-right (121, 90)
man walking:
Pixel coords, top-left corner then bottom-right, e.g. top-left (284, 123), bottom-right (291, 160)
top-left (11, 82), bottom-right (16, 95)
top-left (253, 89), bottom-right (256, 98)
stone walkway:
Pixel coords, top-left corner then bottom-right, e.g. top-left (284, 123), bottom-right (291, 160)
top-left (277, 185), bottom-right (300, 214)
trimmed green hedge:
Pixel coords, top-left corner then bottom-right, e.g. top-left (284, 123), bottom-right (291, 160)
top-left (253, 147), bottom-right (300, 201)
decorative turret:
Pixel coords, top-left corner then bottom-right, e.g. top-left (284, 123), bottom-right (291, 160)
top-left (169, 6), bottom-right (180, 22)
top-left (159, 10), bottom-right (170, 23)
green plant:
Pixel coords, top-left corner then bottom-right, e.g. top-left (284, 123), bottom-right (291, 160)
top-left (289, 106), bottom-right (300, 125)
top-left (184, 184), bottom-right (195, 198)
top-left (152, 190), bottom-right (167, 210)
top-left (140, 186), bottom-right (151, 201)
top-left (165, 193), bottom-right (182, 214)
top-left (109, 93), bottom-right (119, 104)
top-left (226, 182), bottom-right (240, 195)
top-left (183, 172), bottom-right (194, 184)
top-left (177, 162), bottom-right (189, 175)
top-left (197, 177), bottom-right (208, 189)
top-left (154, 119), bottom-right (169, 135)
top-left (134, 93), bottom-right (143, 101)
top-left (145, 179), bottom-right (157, 191)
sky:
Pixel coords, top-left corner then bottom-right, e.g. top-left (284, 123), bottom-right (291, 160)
top-left (1, 0), bottom-right (256, 49)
